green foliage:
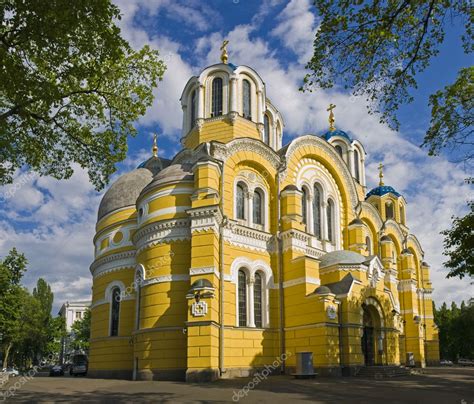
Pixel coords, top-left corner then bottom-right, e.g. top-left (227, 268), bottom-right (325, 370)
top-left (305, 1), bottom-right (473, 279)
top-left (0, 248), bottom-right (28, 365)
top-left (0, 250), bottom-right (65, 367)
top-left (0, 0), bottom-right (166, 190)
top-left (434, 301), bottom-right (474, 360)
top-left (304, 0), bottom-right (472, 156)
top-left (71, 309), bottom-right (91, 351)
top-left (441, 201), bottom-right (474, 279)
top-left (424, 66), bottom-right (474, 162)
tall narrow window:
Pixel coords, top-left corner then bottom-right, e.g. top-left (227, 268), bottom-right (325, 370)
top-left (335, 145), bottom-right (343, 158)
top-left (254, 273), bottom-right (263, 328)
top-left (354, 149), bottom-right (360, 182)
top-left (190, 89), bottom-right (196, 128)
top-left (253, 189), bottom-right (263, 225)
top-left (211, 77), bottom-right (223, 117)
top-left (238, 270), bottom-right (247, 327)
top-left (242, 79), bottom-right (251, 119)
top-left (301, 188), bottom-right (308, 225)
top-left (236, 183), bottom-right (245, 219)
top-left (386, 202), bottom-right (394, 219)
top-left (110, 287), bottom-right (120, 336)
top-left (366, 236), bottom-right (371, 255)
top-left (263, 114), bottom-right (270, 144)
top-left (313, 185), bottom-right (322, 239)
top-left (327, 199), bottom-right (334, 242)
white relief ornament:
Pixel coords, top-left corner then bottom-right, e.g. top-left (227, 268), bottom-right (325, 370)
top-left (191, 299), bottom-right (208, 317)
top-left (326, 305), bottom-right (337, 320)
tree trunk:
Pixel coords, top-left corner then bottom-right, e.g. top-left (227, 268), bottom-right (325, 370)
top-left (3, 342), bottom-right (12, 367)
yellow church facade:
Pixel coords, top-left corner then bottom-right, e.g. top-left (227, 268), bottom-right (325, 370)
top-left (88, 50), bottom-right (439, 381)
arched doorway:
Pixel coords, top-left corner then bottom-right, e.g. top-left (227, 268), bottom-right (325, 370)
top-left (361, 303), bottom-right (383, 366)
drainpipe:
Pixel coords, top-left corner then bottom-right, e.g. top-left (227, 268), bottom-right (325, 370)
top-left (276, 168), bottom-right (285, 373)
top-left (219, 157), bottom-right (226, 376)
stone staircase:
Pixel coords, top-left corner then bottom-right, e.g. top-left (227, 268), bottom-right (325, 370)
top-left (355, 366), bottom-right (412, 378)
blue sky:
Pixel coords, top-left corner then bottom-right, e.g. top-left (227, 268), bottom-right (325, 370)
top-left (0, 0), bottom-right (472, 313)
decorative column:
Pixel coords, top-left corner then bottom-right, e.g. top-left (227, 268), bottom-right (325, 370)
top-left (247, 190), bottom-right (253, 227)
top-left (348, 148), bottom-right (355, 178)
top-left (247, 275), bottom-right (255, 327)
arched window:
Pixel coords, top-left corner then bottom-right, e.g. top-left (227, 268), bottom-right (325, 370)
top-left (327, 199), bottom-right (334, 243)
top-left (366, 236), bottom-right (372, 255)
top-left (386, 201), bottom-right (394, 219)
top-left (253, 188), bottom-right (263, 225)
top-left (313, 185), bottom-right (322, 239)
top-left (211, 77), bottom-right (223, 117)
top-left (301, 187), bottom-right (308, 225)
top-left (354, 149), bottom-right (360, 182)
top-left (263, 114), bottom-right (270, 144)
top-left (110, 287), bottom-right (121, 336)
top-left (335, 145), bottom-right (343, 158)
top-left (236, 182), bottom-right (246, 220)
top-left (400, 205), bottom-right (405, 225)
top-left (242, 79), bottom-right (251, 120)
top-left (254, 272), bottom-right (263, 328)
top-left (190, 89), bottom-right (196, 128)
top-left (238, 270), bottom-right (247, 327)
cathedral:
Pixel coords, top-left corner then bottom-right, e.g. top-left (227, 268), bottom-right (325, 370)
top-left (88, 44), bottom-right (439, 381)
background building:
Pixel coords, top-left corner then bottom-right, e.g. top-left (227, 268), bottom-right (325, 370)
top-left (88, 45), bottom-right (439, 381)
top-left (58, 300), bottom-right (91, 363)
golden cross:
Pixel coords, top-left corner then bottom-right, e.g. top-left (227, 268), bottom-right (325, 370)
top-left (378, 163), bottom-right (384, 186)
top-left (152, 134), bottom-right (158, 157)
top-left (220, 40), bottom-right (229, 64)
top-left (327, 103), bottom-right (336, 131)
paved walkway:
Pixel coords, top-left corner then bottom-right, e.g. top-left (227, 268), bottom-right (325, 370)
top-left (1, 367), bottom-right (473, 403)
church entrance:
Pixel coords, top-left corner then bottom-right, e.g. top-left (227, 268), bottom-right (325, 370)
top-left (362, 307), bottom-right (376, 365)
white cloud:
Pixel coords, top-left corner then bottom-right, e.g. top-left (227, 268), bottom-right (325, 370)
top-left (271, 0), bottom-right (319, 63)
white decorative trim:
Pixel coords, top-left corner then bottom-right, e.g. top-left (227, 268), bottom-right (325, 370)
top-left (224, 221), bottom-right (275, 253)
top-left (94, 223), bottom-right (136, 258)
top-left (398, 279), bottom-right (417, 292)
top-left (90, 251), bottom-right (136, 278)
top-left (281, 229), bottom-right (310, 253)
top-left (211, 138), bottom-right (281, 171)
top-left (283, 277), bottom-right (320, 288)
top-left (134, 218), bottom-right (191, 253)
top-left (280, 135), bottom-right (359, 210)
top-left (190, 266), bottom-right (220, 278)
top-left (139, 205), bottom-right (191, 225)
top-left (142, 274), bottom-right (190, 287)
top-left (187, 205), bottom-right (223, 234)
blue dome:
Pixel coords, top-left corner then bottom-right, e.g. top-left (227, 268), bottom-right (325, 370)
top-left (366, 185), bottom-right (401, 199)
top-left (322, 129), bottom-right (352, 142)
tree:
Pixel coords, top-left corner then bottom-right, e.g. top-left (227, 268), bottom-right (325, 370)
top-left (71, 309), bottom-right (91, 351)
top-left (442, 201), bottom-right (474, 279)
top-left (0, 0), bottom-right (166, 190)
top-left (0, 248), bottom-right (27, 367)
top-left (304, 1), bottom-right (472, 278)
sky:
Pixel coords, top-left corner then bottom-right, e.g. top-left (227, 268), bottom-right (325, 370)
top-left (0, 0), bottom-right (472, 314)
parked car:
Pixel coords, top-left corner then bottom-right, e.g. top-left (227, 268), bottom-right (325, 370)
top-left (2, 368), bottom-right (19, 377)
top-left (440, 359), bottom-right (453, 366)
top-left (70, 354), bottom-right (88, 377)
top-left (458, 358), bottom-right (474, 366)
top-left (49, 365), bottom-right (64, 377)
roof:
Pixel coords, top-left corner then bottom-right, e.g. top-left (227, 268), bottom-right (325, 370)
top-left (366, 185), bottom-right (401, 199)
top-left (324, 273), bottom-right (356, 295)
top-left (319, 250), bottom-right (368, 268)
top-left (97, 156), bottom-right (167, 221)
top-left (322, 129), bottom-right (352, 142)
top-left (140, 163), bottom-right (194, 197)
